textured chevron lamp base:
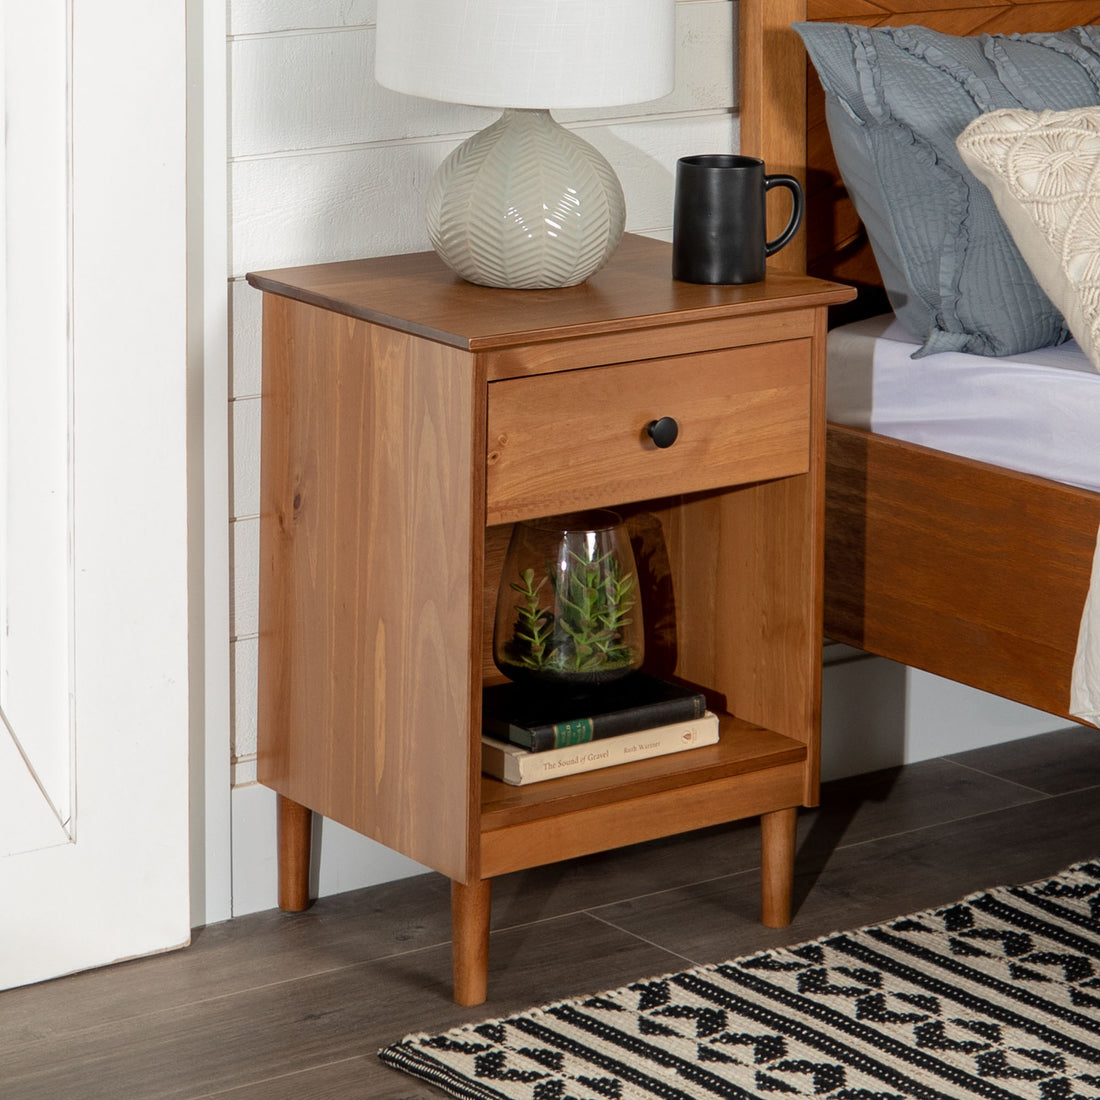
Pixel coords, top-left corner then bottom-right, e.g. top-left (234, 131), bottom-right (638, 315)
top-left (425, 109), bottom-right (627, 289)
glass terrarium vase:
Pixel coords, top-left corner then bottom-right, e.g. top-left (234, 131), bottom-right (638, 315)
top-left (493, 510), bottom-right (644, 689)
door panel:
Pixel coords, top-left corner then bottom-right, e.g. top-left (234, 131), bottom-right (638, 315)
top-left (0, 1), bottom-right (192, 989)
top-left (1, 0), bottom-right (74, 855)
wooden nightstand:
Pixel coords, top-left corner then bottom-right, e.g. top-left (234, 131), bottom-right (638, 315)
top-left (246, 234), bottom-right (855, 1005)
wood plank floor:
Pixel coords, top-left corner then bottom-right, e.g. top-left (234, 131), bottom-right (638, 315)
top-left (4, 725), bottom-right (1100, 1099)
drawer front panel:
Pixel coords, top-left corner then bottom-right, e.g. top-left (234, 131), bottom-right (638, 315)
top-left (486, 338), bottom-right (810, 523)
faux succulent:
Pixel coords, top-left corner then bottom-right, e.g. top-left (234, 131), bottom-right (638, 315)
top-left (504, 547), bottom-right (638, 676)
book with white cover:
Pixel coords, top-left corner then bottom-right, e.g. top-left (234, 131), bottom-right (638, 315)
top-left (481, 711), bottom-right (720, 786)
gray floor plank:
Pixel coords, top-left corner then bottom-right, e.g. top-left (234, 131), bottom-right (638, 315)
top-left (590, 785), bottom-right (1100, 965)
top-left (2, 916), bottom-right (686, 1100)
top-left (0, 874), bottom-right (454, 1056)
top-left (197, 1056), bottom-right (431, 1100)
top-left (3, 727), bottom-right (1096, 1100)
top-left (946, 725), bottom-right (1100, 794)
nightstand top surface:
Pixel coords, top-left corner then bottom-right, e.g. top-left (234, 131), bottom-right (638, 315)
top-left (246, 235), bottom-right (855, 351)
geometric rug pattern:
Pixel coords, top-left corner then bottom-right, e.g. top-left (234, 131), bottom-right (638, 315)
top-left (380, 859), bottom-right (1100, 1099)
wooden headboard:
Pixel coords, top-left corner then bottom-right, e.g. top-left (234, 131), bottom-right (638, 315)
top-left (742, 0), bottom-right (1100, 300)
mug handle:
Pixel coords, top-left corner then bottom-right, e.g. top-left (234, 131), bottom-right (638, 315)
top-left (763, 175), bottom-right (805, 257)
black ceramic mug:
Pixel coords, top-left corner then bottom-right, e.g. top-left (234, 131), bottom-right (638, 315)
top-left (672, 154), bottom-right (804, 284)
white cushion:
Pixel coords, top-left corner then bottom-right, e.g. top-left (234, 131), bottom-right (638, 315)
top-left (956, 105), bottom-right (1100, 372)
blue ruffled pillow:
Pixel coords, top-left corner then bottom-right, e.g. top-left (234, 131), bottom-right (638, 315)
top-left (794, 22), bottom-right (1100, 357)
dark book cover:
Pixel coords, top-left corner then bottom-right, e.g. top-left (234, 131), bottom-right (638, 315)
top-left (482, 673), bottom-right (707, 751)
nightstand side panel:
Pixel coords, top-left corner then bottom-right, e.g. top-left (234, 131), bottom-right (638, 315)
top-left (257, 297), bottom-right (484, 881)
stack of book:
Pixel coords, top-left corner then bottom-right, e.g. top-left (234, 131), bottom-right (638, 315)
top-left (481, 672), bottom-right (720, 786)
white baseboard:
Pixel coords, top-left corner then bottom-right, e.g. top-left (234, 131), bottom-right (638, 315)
top-left (229, 783), bottom-right (428, 918)
top-left (821, 647), bottom-right (1066, 782)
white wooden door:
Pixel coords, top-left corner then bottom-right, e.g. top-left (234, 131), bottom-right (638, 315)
top-left (0, 1), bottom-right (191, 988)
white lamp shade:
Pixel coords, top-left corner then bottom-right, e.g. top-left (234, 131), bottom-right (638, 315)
top-left (375, 0), bottom-right (675, 110)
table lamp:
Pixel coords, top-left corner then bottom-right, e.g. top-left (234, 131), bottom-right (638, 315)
top-left (374, 0), bottom-right (676, 289)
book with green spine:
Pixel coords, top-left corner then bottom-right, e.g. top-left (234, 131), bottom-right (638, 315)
top-left (481, 672), bottom-right (707, 752)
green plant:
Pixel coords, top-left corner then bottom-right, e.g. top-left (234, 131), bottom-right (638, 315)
top-left (509, 567), bottom-right (554, 669)
top-left (503, 547), bottom-right (638, 676)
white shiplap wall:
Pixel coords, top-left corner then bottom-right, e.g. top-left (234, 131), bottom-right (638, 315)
top-left (226, 0), bottom-right (738, 914)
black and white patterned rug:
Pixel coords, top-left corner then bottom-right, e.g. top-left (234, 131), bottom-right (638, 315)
top-left (380, 859), bottom-right (1100, 1099)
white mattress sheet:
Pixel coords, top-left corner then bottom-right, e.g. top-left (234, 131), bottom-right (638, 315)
top-left (827, 314), bottom-right (1100, 492)
top-left (826, 314), bottom-right (1100, 725)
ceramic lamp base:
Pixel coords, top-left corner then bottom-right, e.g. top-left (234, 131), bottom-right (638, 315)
top-left (426, 109), bottom-right (626, 289)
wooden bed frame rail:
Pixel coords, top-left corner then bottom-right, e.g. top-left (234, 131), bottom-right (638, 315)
top-left (826, 426), bottom-right (1098, 722)
top-left (742, 0), bottom-right (1100, 723)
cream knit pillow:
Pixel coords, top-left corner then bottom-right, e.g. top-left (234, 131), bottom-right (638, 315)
top-left (957, 105), bottom-right (1100, 371)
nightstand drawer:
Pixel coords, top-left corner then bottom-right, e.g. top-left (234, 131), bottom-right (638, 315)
top-left (485, 338), bottom-right (811, 524)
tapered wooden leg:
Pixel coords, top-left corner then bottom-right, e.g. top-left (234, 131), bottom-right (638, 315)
top-left (451, 877), bottom-right (492, 1006)
top-left (276, 793), bottom-right (312, 912)
top-left (760, 806), bottom-right (798, 927)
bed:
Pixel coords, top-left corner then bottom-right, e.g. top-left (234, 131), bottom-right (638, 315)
top-left (742, 0), bottom-right (1100, 726)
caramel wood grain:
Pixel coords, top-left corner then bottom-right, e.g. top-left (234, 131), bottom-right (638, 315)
top-left (257, 294), bottom-right (296, 810)
top-left (807, 1), bottom-right (1100, 24)
top-left (480, 718), bottom-right (807, 832)
top-left (666, 481), bottom-right (822, 804)
top-left (276, 795), bottom-right (312, 912)
top-left (761, 807), bottom-right (799, 927)
top-left (825, 426), bottom-right (1100, 719)
top-left (662, 312), bottom-right (828, 805)
top-left (485, 340), bottom-right (811, 526)
top-left (253, 247), bottom-right (853, 1000)
top-left (481, 310), bottom-right (817, 381)
top-left (257, 297), bottom-right (484, 882)
top-left (480, 762), bottom-right (807, 879)
top-left (452, 878), bottom-right (491, 1007)
top-left (247, 235), bottom-right (856, 353)
top-left (481, 523), bottom-right (513, 685)
top-left (740, 0), bottom-right (809, 274)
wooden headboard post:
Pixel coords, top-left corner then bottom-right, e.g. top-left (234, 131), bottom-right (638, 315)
top-left (740, 0), bottom-right (809, 275)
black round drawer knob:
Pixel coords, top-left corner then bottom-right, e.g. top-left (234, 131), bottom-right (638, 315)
top-left (646, 416), bottom-right (679, 449)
